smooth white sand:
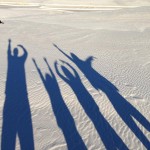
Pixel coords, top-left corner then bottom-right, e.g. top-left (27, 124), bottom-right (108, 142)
top-left (0, 1), bottom-right (150, 150)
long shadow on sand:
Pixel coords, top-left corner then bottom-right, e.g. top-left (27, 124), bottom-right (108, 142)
top-left (55, 61), bottom-right (128, 150)
top-left (54, 44), bottom-right (150, 149)
top-left (33, 58), bottom-right (87, 150)
top-left (1, 39), bottom-right (34, 150)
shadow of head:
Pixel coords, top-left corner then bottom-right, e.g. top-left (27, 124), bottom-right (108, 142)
top-left (13, 48), bottom-right (19, 57)
top-left (71, 53), bottom-right (95, 67)
top-left (61, 65), bottom-right (76, 80)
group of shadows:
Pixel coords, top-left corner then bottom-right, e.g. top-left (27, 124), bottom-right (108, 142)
top-left (1, 39), bottom-right (150, 150)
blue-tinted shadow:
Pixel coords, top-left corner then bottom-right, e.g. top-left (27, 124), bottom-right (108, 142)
top-left (54, 44), bottom-right (150, 149)
top-left (33, 58), bottom-right (87, 150)
top-left (55, 61), bottom-right (128, 150)
top-left (1, 39), bottom-right (34, 150)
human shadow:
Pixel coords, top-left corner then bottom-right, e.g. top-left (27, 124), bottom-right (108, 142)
top-left (55, 61), bottom-right (128, 150)
top-left (1, 39), bottom-right (34, 150)
top-left (54, 44), bottom-right (150, 149)
top-left (32, 58), bottom-right (87, 150)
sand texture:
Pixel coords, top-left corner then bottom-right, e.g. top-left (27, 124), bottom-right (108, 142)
top-left (0, 1), bottom-right (150, 150)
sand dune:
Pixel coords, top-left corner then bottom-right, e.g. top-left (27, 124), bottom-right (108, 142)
top-left (0, 2), bottom-right (150, 150)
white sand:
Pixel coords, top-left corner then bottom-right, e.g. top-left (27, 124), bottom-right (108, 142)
top-left (0, 1), bottom-right (150, 150)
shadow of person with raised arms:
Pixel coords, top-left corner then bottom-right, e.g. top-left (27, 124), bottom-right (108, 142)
top-left (32, 58), bottom-right (87, 150)
top-left (55, 61), bottom-right (128, 150)
top-left (54, 44), bottom-right (150, 149)
top-left (1, 39), bottom-right (34, 150)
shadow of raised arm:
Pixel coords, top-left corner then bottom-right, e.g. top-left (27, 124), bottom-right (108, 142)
top-left (18, 45), bottom-right (28, 58)
top-left (59, 60), bottom-right (79, 79)
top-left (44, 57), bottom-right (55, 78)
top-left (32, 58), bottom-right (45, 84)
top-left (54, 61), bottom-right (70, 84)
top-left (7, 39), bottom-right (12, 57)
top-left (53, 44), bottom-right (73, 61)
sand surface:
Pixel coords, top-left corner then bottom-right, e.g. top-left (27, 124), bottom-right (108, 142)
top-left (0, 1), bottom-right (150, 150)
